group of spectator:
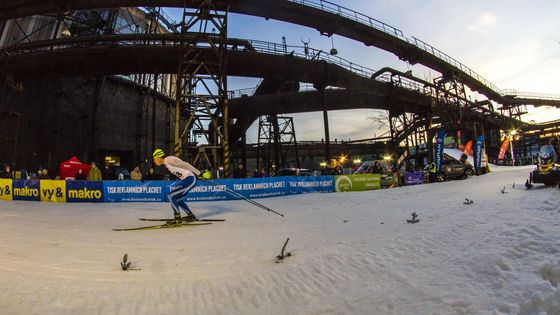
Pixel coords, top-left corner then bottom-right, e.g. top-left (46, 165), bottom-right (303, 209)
top-left (233, 164), bottom-right (277, 178)
top-left (1, 164), bottom-right (51, 180)
top-left (2, 161), bottom-right (304, 181)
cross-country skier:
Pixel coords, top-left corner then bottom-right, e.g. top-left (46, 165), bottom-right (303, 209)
top-left (153, 149), bottom-right (201, 223)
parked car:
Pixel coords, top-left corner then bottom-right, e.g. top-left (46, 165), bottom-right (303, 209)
top-left (353, 160), bottom-right (391, 174)
top-left (274, 168), bottom-right (314, 177)
top-left (353, 160), bottom-right (397, 187)
top-left (424, 156), bottom-right (474, 181)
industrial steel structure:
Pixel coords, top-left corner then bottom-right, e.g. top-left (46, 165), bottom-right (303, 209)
top-left (1, 0), bottom-right (560, 175)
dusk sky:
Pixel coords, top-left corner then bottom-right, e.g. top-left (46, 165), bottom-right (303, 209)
top-left (167, 1), bottom-right (560, 143)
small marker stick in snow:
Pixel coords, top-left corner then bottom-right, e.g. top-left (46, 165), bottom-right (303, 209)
top-left (406, 212), bottom-right (420, 224)
top-left (121, 253), bottom-right (131, 271)
top-left (276, 238), bottom-right (292, 263)
top-left (120, 253), bottom-right (141, 271)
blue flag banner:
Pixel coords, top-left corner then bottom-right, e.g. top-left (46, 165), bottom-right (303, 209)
top-left (435, 129), bottom-right (446, 174)
top-left (474, 135), bottom-right (485, 170)
top-left (67, 181), bottom-right (104, 202)
top-left (103, 181), bottom-right (165, 202)
top-left (12, 179), bottom-right (40, 201)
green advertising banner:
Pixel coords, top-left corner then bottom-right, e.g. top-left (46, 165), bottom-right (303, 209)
top-left (334, 174), bottom-right (381, 192)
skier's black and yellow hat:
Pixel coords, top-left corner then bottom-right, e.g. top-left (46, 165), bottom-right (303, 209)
top-left (153, 149), bottom-right (165, 159)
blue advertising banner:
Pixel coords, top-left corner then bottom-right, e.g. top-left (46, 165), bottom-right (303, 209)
top-left (435, 129), bottom-right (445, 174)
top-left (285, 176), bottom-right (334, 194)
top-left (5, 176), bottom-right (339, 204)
top-left (165, 177), bottom-right (289, 202)
top-left (12, 179), bottom-right (40, 201)
top-left (164, 176), bottom-right (336, 202)
top-left (103, 181), bottom-right (165, 202)
top-left (165, 179), bottom-right (230, 202)
top-left (405, 172), bottom-right (424, 185)
top-left (474, 135), bottom-right (485, 170)
top-left (230, 177), bottom-right (288, 199)
top-left (67, 181), bottom-right (104, 203)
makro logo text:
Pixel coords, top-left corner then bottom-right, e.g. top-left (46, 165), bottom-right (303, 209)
top-left (13, 186), bottom-right (39, 197)
top-left (68, 188), bottom-right (102, 199)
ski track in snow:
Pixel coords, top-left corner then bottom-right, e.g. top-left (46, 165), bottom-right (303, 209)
top-left (0, 166), bottom-right (559, 314)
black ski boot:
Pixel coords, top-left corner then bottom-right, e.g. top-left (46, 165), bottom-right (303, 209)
top-left (183, 213), bottom-right (197, 222)
top-left (169, 213), bottom-right (182, 224)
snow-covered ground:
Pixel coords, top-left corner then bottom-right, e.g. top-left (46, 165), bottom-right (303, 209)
top-left (1, 166), bottom-right (559, 315)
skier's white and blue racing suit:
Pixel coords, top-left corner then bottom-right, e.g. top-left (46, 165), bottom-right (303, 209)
top-left (163, 156), bottom-right (201, 217)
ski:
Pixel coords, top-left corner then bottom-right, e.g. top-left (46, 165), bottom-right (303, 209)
top-left (113, 221), bottom-right (212, 231)
top-left (138, 217), bottom-right (225, 222)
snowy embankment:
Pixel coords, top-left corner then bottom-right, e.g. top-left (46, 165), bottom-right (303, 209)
top-left (0, 166), bottom-right (559, 314)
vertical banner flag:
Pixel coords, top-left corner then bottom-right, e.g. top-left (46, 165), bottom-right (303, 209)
top-left (474, 135), bottom-right (485, 170)
top-left (464, 140), bottom-right (473, 156)
top-left (435, 129), bottom-right (445, 174)
top-left (498, 137), bottom-right (510, 160)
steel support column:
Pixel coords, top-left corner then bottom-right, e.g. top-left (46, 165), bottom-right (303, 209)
top-left (321, 88), bottom-right (331, 162)
top-left (174, 0), bottom-right (230, 176)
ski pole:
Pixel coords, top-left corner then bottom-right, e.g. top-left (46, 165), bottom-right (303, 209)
top-left (223, 186), bottom-right (284, 217)
top-left (206, 179), bottom-right (284, 217)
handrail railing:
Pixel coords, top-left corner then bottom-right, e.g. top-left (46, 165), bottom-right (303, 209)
top-left (229, 87), bottom-right (258, 99)
top-left (502, 89), bottom-right (560, 101)
top-left (0, 33), bottom-right (530, 125)
top-left (0, 0), bottom-right (558, 103)
top-left (288, 0), bottom-right (560, 102)
top-left (408, 36), bottom-right (502, 95)
top-left (287, 0), bottom-right (404, 38)
top-left (246, 39), bottom-right (376, 78)
top-left (141, 7), bottom-right (179, 33)
top-left (2, 34), bottom-right (378, 81)
top-left (529, 119), bottom-right (560, 126)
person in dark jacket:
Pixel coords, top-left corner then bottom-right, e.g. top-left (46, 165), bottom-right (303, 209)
top-left (0, 165), bottom-right (12, 179)
top-left (145, 167), bottom-right (157, 180)
top-left (255, 167), bottom-right (267, 178)
top-left (39, 168), bottom-right (51, 179)
top-left (75, 168), bottom-right (87, 180)
top-left (371, 161), bottom-right (381, 174)
top-left (233, 163), bottom-right (247, 178)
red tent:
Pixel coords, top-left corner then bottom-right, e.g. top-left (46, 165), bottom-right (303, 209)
top-left (58, 156), bottom-right (92, 180)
